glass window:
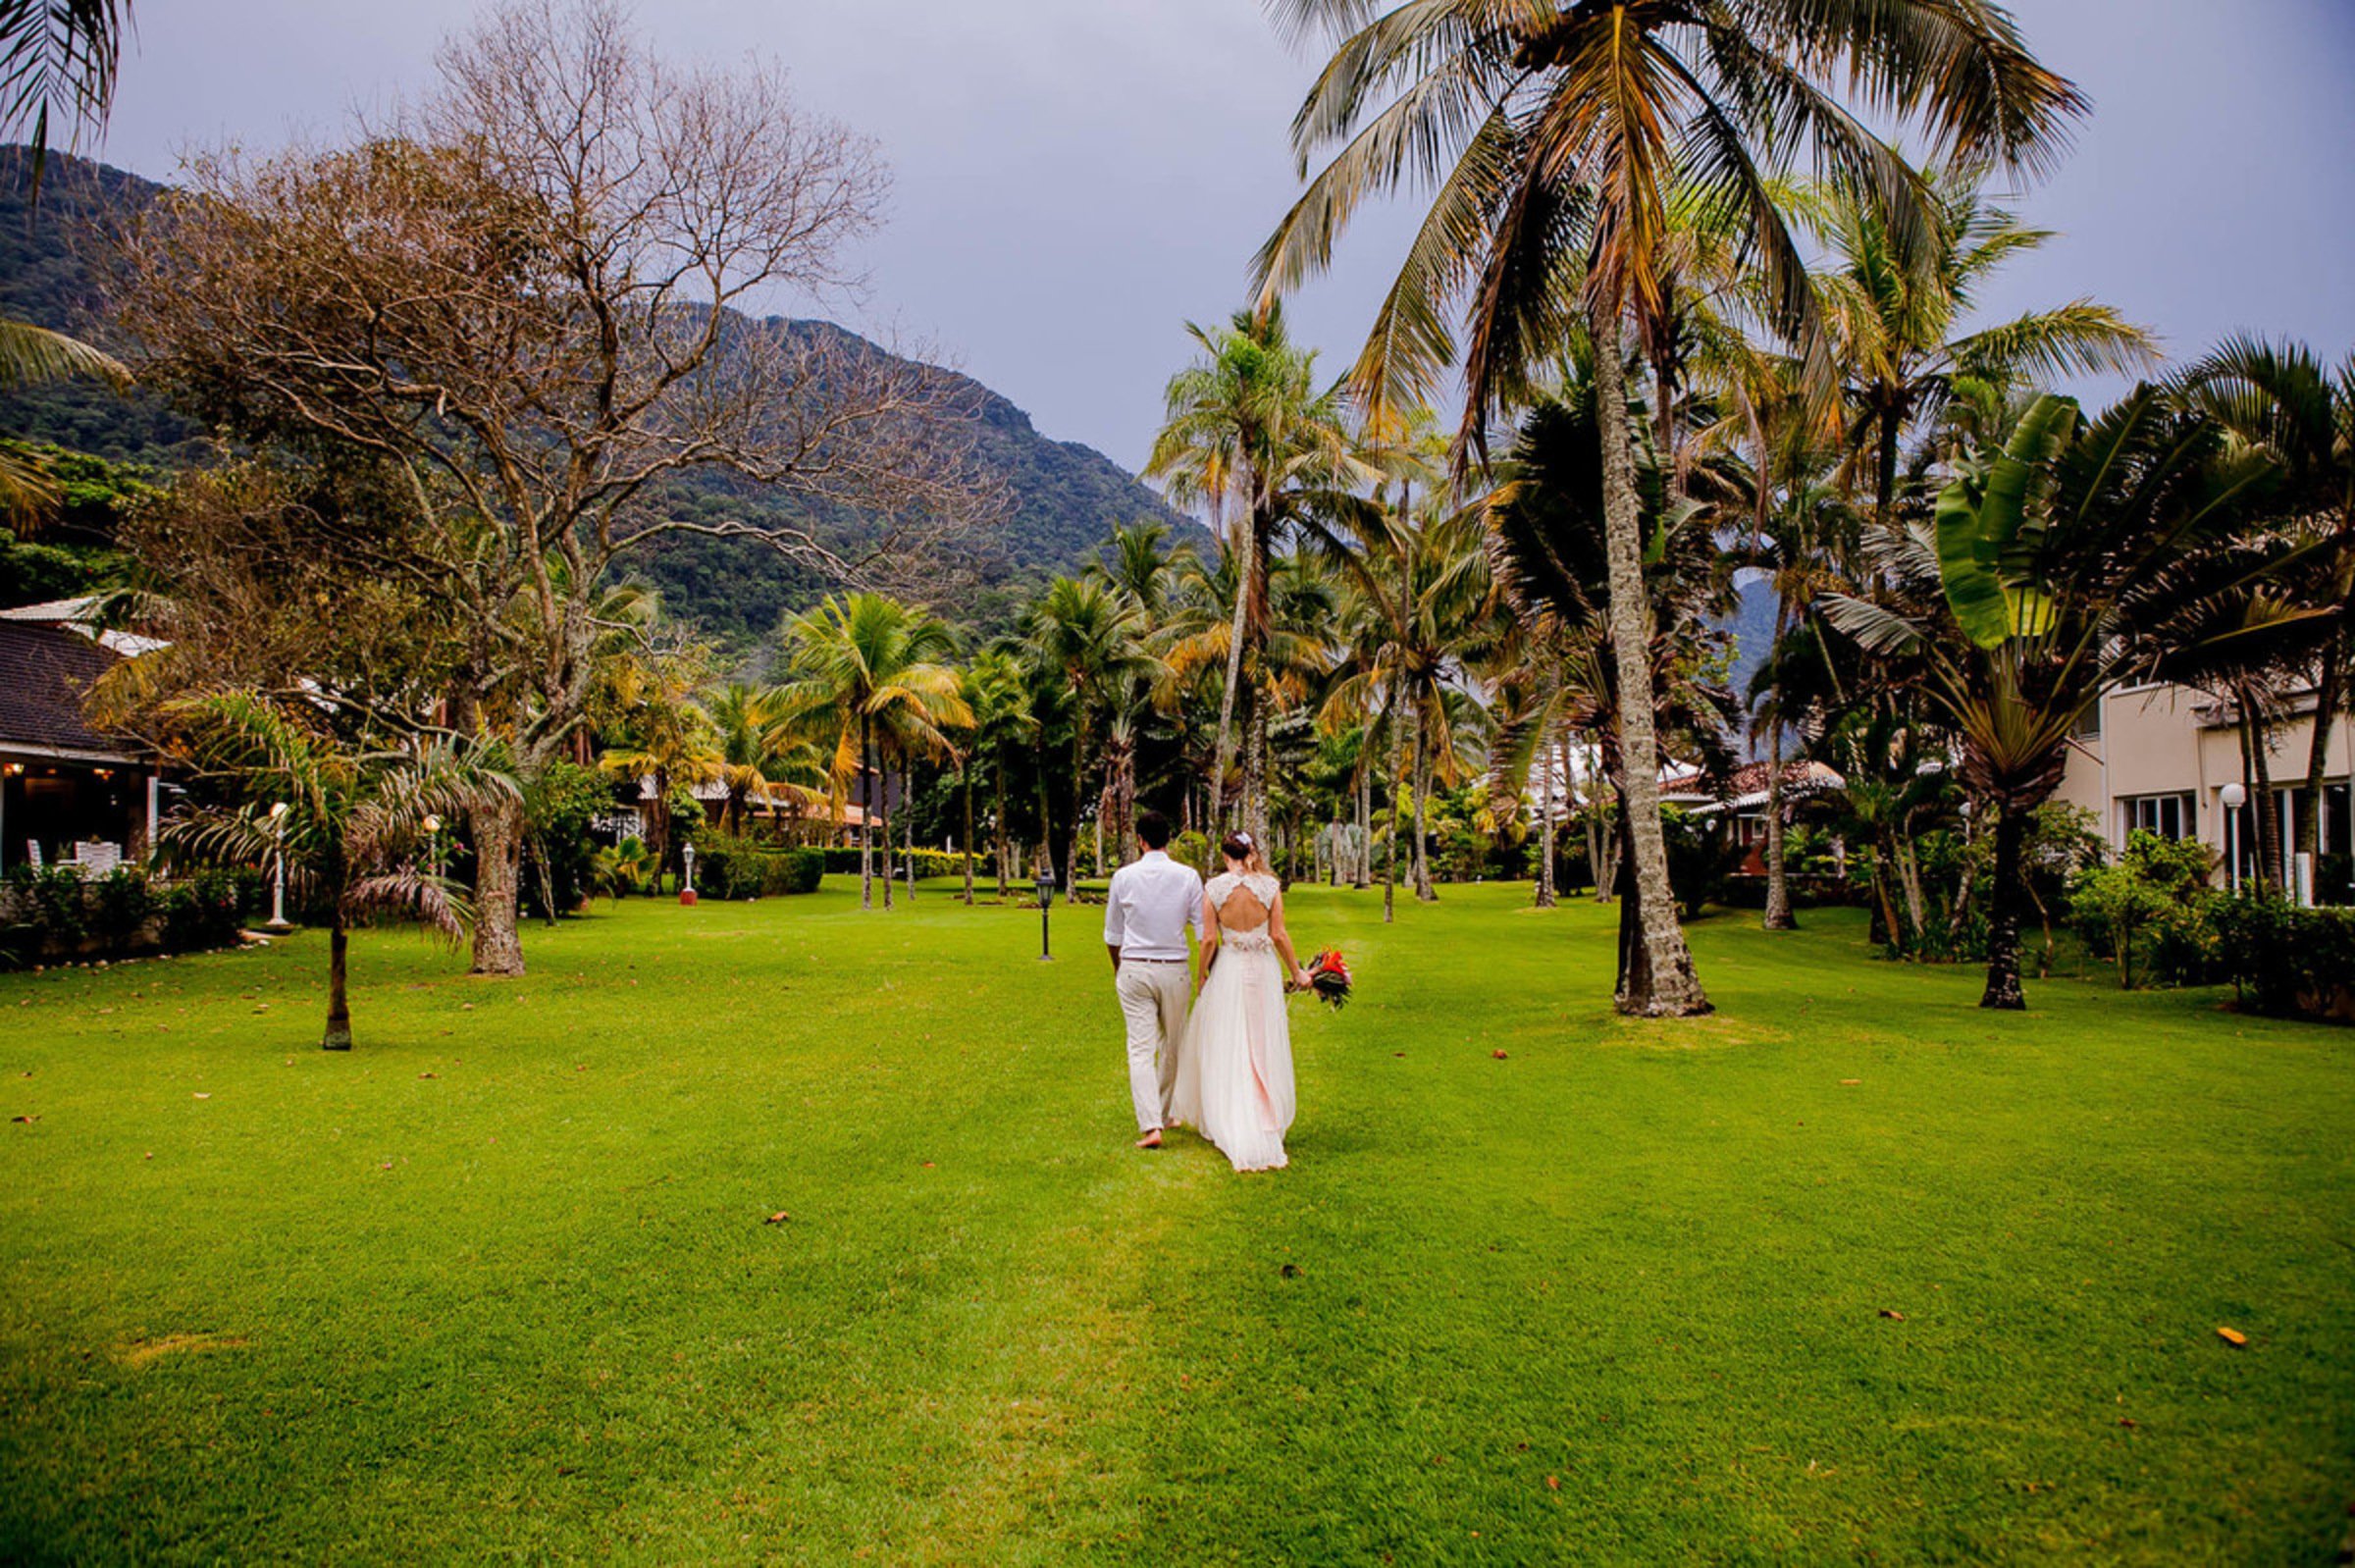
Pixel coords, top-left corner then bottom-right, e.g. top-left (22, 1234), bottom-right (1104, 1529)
top-left (2121, 792), bottom-right (2192, 841)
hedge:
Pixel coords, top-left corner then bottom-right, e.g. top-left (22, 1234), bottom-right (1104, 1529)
top-left (692, 839), bottom-right (824, 901)
top-left (2, 865), bottom-right (258, 967)
top-left (2214, 898), bottom-right (2355, 1023)
top-left (816, 846), bottom-right (968, 879)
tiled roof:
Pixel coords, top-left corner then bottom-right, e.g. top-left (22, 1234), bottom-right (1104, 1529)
top-left (0, 620), bottom-right (136, 759)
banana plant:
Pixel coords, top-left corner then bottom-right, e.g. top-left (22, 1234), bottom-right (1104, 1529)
top-left (1824, 390), bottom-right (2292, 1010)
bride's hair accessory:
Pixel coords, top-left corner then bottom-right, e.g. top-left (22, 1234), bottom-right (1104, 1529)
top-left (1220, 829), bottom-right (1262, 866)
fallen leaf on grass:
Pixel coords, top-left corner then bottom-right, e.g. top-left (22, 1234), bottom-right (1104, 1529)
top-left (2119, 1417), bottom-right (2138, 1429)
top-left (1281, 1263), bottom-right (1302, 1280)
top-left (763, 1212), bottom-right (790, 1225)
top-left (1492, 1050), bottom-right (1508, 1060)
top-left (2217, 1327), bottom-right (2248, 1347)
top-left (1545, 1476), bottom-right (1560, 1491)
top-left (192, 1093), bottom-right (211, 1100)
top-left (1878, 1309), bottom-right (1906, 1321)
top-left (10, 1114), bottom-right (36, 1124)
top-left (1840, 1078), bottom-right (1860, 1085)
top-left (419, 1071), bottom-right (439, 1079)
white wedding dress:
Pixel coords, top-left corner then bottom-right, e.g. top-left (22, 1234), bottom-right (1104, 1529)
top-left (1172, 871), bottom-right (1296, 1172)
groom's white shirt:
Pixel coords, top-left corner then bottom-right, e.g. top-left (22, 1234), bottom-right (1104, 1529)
top-left (1102, 850), bottom-right (1203, 960)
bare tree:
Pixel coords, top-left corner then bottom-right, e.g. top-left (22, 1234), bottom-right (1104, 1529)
top-left (112, 0), bottom-right (1001, 973)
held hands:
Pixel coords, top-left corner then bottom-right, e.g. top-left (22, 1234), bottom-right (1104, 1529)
top-left (1291, 967), bottom-right (1314, 992)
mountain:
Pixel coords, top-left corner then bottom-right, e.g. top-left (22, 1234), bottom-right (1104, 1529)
top-left (0, 148), bottom-right (1192, 642)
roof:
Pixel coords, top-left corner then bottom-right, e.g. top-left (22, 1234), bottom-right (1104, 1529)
top-left (0, 596), bottom-right (170, 656)
top-left (1664, 759), bottom-right (1846, 812)
top-left (0, 619), bottom-right (141, 761)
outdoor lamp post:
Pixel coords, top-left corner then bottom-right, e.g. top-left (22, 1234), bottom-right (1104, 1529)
top-left (1034, 868), bottom-right (1057, 961)
top-left (266, 801), bottom-right (292, 932)
top-left (680, 843), bottom-right (699, 907)
top-left (2221, 782), bottom-right (2247, 894)
top-left (422, 813), bottom-right (442, 881)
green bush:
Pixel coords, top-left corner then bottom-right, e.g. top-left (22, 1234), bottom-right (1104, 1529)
top-left (816, 845), bottom-right (965, 879)
top-left (2068, 832), bottom-right (2220, 989)
top-left (2214, 898), bottom-right (2355, 1022)
top-left (523, 760), bottom-right (616, 918)
top-left (87, 868), bottom-right (155, 949)
top-left (161, 868), bottom-right (250, 954)
top-left (693, 833), bottom-right (826, 900)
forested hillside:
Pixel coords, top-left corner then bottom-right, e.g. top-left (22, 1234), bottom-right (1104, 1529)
top-left (0, 148), bottom-right (1192, 641)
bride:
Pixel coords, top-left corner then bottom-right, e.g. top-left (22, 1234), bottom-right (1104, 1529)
top-left (1172, 831), bottom-right (1313, 1173)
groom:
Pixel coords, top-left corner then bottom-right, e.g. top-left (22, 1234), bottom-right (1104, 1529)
top-left (1102, 810), bottom-right (1202, 1150)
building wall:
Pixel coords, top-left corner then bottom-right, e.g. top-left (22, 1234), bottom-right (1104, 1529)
top-left (2059, 682), bottom-right (2354, 887)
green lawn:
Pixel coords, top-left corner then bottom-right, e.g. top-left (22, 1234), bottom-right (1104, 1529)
top-left (3, 880), bottom-right (2350, 1563)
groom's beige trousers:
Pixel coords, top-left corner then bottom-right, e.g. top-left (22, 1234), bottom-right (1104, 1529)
top-left (1115, 960), bottom-right (1189, 1132)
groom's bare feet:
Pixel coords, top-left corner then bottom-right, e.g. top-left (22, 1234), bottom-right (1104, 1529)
top-left (1135, 1129), bottom-right (1163, 1150)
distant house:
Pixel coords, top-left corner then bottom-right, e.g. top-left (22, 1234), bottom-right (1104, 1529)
top-left (0, 605), bottom-right (166, 873)
top-left (1660, 759), bottom-right (1846, 875)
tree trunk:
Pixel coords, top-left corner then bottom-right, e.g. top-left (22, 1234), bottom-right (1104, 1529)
top-left (859, 716), bottom-right (875, 911)
top-left (878, 742), bottom-right (897, 911)
top-left (994, 765), bottom-right (1011, 901)
top-left (962, 765), bottom-right (976, 906)
top-left (1241, 692), bottom-right (1271, 847)
top-left (1409, 703), bottom-right (1435, 901)
top-left (1211, 524), bottom-right (1253, 833)
top-left (1591, 288), bottom-right (1708, 1017)
top-left (901, 754), bottom-right (916, 902)
top-left (2245, 688), bottom-right (2283, 894)
top-left (1354, 745), bottom-right (1374, 888)
top-left (1611, 791), bottom-right (1649, 1000)
top-left (323, 914), bottom-right (353, 1050)
top-left (1763, 702), bottom-right (1796, 932)
top-left (1385, 679), bottom-right (1404, 925)
top-left (1979, 801), bottom-right (2030, 1011)
top-left (1535, 729), bottom-right (1557, 909)
top-left (2297, 640), bottom-right (2343, 863)
top-left (469, 790), bottom-right (528, 976)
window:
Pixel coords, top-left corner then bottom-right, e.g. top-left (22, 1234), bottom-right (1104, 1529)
top-left (2070, 699), bottom-right (2103, 739)
top-left (2120, 792), bottom-right (2192, 841)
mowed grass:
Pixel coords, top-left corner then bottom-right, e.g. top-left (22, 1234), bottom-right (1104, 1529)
top-left (2, 878), bottom-right (2351, 1564)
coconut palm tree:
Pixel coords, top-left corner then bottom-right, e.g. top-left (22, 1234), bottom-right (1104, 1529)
top-left (1824, 391), bottom-right (2285, 1009)
top-left (1022, 575), bottom-right (1157, 900)
top-left (956, 650), bottom-right (1036, 903)
top-left (597, 646), bottom-right (720, 894)
top-left (1146, 304), bottom-right (1372, 837)
top-left (165, 689), bottom-right (509, 1051)
top-left (1811, 166), bottom-right (2159, 530)
top-left (1258, 0), bottom-right (2086, 1016)
top-left (774, 594), bottom-right (968, 912)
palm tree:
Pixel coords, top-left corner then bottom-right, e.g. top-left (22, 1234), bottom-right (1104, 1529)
top-left (2183, 338), bottom-right (2355, 870)
top-left (775, 594), bottom-right (968, 911)
top-left (1825, 391), bottom-right (2283, 1009)
top-left (1022, 575), bottom-right (1155, 900)
top-left (1259, 0), bottom-right (2085, 1015)
top-left (0, 0), bottom-right (132, 515)
top-left (598, 647), bottom-right (721, 893)
top-left (165, 690), bottom-right (508, 1051)
top-left (1811, 166), bottom-right (2158, 530)
top-left (959, 649), bottom-right (1037, 903)
top-left (705, 682), bottom-right (825, 836)
top-left (1146, 304), bottom-right (1370, 838)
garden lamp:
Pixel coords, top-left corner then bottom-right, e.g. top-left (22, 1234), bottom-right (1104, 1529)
top-left (266, 801), bottom-right (292, 932)
top-left (2222, 782), bottom-right (2247, 894)
top-left (1034, 868), bottom-right (1057, 961)
top-left (680, 842), bottom-right (699, 907)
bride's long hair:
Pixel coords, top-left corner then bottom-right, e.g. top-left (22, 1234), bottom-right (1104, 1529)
top-left (1220, 829), bottom-right (1271, 878)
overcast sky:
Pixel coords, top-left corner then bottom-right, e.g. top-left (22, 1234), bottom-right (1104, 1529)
top-left (93, 0), bottom-right (2355, 474)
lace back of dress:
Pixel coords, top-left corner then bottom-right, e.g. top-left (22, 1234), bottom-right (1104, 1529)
top-left (1216, 872), bottom-right (1277, 952)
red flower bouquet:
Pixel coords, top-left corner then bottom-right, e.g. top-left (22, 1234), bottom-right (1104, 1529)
top-left (1304, 949), bottom-right (1352, 1010)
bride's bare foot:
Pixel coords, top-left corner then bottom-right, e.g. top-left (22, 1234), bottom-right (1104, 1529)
top-left (1134, 1129), bottom-right (1163, 1149)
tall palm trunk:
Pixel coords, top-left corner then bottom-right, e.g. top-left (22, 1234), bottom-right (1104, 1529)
top-left (1590, 287), bottom-right (1708, 1017)
top-left (962, 761), bottom-right (976, 906)
top-left (1211, 517), bottom-right (1256, 832)
top-left (1354, 740), bottom-right (1374, 888)
top-left (1979, 800), bottom-right (2031, 1010)
top-left (1243, 699), bottom-right (1272, 846)
top-left (469, 791), bottom-right (529, 975)
top-left (1535, 728), bottom-right (1557, 909)
top-left (323, 913), bottom-right (353, 1050)
top-left (2297, 641), bottom-right (2344, 867)
top-left (859, 715), bottom-right (875, 910)
top-left (900, 752), bottom-right (916, 902)
top-left (1403, 697), bottom-right (1422, 899)
top-left (994, 759), bottom-right (1011, 901)
top-left (1384, 670), bottom-right (1404, 924)
top-left (1762, 723), bottom-right (1795, 931)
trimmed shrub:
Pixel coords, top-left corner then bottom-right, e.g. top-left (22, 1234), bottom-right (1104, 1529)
top-left (817, 845), bottom-right (965, 879)
top-left (692, 833), bottom-right (826, 900)
top-left (2214, 898), bottom-right (2355, 1023)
